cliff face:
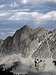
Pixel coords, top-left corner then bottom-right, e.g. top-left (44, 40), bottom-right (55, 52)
top-left (0, 25), bottom-right (56, 73)
top-left (1, 25), bottom-right (33, 55)
top-left (0, 25), bottom-right (56, 59)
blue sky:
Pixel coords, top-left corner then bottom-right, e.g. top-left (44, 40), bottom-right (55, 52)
top-left (0, 0), bottom-right (56, 39)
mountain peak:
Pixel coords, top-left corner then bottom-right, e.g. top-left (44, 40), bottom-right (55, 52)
top-left (20, 25), bottom-right (32, 30)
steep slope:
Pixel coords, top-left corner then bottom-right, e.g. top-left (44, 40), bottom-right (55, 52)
top-left (1, 26), bottom-right (49, 57)
top-left (1, 25), bottom-right (33, 56)
top-left (0, 25), bottom-right (56, 73)
top-left (0, 25), bottom-right (56, 59)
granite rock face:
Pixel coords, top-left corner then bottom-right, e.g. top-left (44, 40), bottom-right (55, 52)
top-left (0, 26), bottom-right (55, 58)
top-left (0, 26), bottom-right (55, 59)
top-left (0, 25), bottom-right (56, 74)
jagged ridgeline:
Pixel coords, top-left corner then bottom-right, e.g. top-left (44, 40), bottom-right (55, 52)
top-left (0, 25), bottom-right (56, 74)
top-left (0, 25), bottom-right (56, 58)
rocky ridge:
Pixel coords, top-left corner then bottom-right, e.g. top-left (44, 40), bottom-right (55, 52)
top-left (0, 25), bottom-right (56, 73)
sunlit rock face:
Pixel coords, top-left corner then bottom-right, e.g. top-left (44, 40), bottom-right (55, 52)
top-left (0, 25), bottom-right (56, 74)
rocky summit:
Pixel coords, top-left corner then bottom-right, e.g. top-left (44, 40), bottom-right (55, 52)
top-left (0, 25), bottom-right (56, 74)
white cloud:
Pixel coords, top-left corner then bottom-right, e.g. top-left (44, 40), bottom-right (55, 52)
top-left (0, 11), bottom-right (13, 20)
top-left (0, 10), bottom-right (56, 22)
top-left (0, 12), bottom-right (9, 16)
top-left (8, 11), bottom-right (56, 22)
top-left (32, 11), bottom-right (56, 22)
top-left (9, 12), bottom-right (32, 20)
top-left (0, 31), bottom-right (15, 39)
top-left (0, 5), bottom-right (5, 9)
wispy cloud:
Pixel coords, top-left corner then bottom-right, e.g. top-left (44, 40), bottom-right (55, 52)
top-left (0, 0), bottom-right (56, 39)
top-left (0, 5), bottom-right (5, 8)
top-left (16, 0), bottom-right (56, 4)
top-left (7, 11), bottom-right (56, 22)
top-left (0, 10), bottom-right (56, 22)
top-left (0, 31), bottom-right (15, 39)
top-left (0, 0), bottom-right (56, 9)
top-left (32, 11), bottom-right (56, 22)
